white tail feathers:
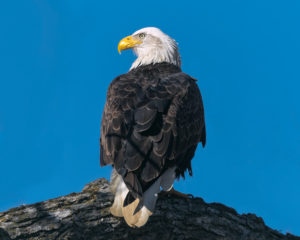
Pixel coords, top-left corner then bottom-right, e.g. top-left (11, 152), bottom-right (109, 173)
top-left (109, 167), bottom-right (176, 227)
top-left (110, 174), bottom-right (154, 227)
top-left (122, 198), bottom-right (153, 227)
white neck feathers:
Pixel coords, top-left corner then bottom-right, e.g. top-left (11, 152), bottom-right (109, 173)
top-left (129, 28), bottom-right (181, 70)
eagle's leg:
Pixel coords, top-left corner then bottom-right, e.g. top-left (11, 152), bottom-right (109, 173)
top-left (160, 187), bottom-right (194, 199)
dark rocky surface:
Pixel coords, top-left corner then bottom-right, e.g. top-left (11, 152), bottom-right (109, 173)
top-left (0, 178), bottom-right (299, 240)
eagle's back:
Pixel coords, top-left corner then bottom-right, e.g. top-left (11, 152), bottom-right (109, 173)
top-left (100, 62), bottom-right (205, 204)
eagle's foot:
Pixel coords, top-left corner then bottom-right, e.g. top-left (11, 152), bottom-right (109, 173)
top-left (161, 187), bottom-right (194, 199)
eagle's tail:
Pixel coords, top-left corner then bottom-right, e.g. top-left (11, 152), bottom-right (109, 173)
top-left (110, 170), bottom-right (154, 227)
top-left (110, 168), bottom-right (176, 227)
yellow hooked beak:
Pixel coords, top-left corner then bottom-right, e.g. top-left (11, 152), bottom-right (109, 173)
top-left (118, 35), bottom-right (142, 54)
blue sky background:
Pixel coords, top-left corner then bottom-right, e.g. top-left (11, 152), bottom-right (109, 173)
top-left (0, 0), bottom-right (299, 235)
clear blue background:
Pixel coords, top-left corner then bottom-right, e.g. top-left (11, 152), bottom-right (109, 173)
top-left (0, 0), bottom-right (299, 235)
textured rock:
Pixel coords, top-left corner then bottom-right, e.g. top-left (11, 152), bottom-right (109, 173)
top-left (0, 178), bottom-right (299, 240)
top-left (0, 228), bottom-right (11, 240)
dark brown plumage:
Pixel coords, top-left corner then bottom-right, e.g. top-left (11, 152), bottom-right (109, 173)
top-left (100, 62), bottom-right (206, 206)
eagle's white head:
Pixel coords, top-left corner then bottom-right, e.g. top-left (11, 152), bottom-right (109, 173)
top-left (118, 27), bottom-right (181, 70)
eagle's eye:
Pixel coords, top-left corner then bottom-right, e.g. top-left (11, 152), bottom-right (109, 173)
top-left (138, 33), bottom-right (146, 39)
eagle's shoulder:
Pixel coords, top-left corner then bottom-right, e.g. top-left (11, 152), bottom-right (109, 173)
top-left (160, 72), bottom-right (201, 100)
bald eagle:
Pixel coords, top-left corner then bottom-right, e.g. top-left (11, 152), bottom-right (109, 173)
top-left (100, 27), bottom-right (206, 227)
